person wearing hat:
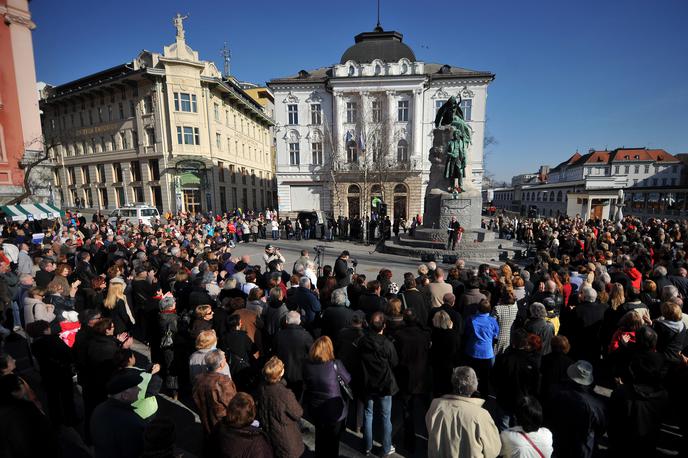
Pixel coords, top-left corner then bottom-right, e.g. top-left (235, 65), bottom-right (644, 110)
top-left (90, 371), bottom-right (147, 458)
top-left (263, 244), bottom-right (285, 270)
top-left (547, 360), bottom-right (607, 458)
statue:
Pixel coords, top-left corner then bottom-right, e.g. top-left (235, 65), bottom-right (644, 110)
top-left (434, 96), bottom-right (472, 192)
top-left (173, 13), bottom-right (188, 40)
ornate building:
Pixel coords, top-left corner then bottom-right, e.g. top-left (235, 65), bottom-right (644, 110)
top-left (40, 16), bottom-right (274, 213)
top-left (0, 0), bottom-right (45, 202)
top-left (269, 25), bottom-right (494, 219)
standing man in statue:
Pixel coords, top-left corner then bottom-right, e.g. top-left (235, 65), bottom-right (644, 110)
top-left (447, 216), bottom-right (461, 251)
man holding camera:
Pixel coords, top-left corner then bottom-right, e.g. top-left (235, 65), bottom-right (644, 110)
top-left (263, 244), bottom-right (285, 270)
top-left (335, 250), bottom-right (354, 288)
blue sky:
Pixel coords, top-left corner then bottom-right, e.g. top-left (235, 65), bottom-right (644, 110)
top-left (31, 0), bottom-right (688, 182)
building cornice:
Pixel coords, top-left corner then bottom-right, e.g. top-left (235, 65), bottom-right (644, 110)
top-left (1, 4), bottom-right (36, 30)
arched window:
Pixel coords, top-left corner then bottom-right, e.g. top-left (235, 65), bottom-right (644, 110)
top-left (550, 192), bottom-right (555, 202)
top-left (346, 140), bottom-right (358, 163)
top-left (371, 184), bottom-right (382, 194)
top-left (348, 184), bottom-right (360, 194)
top-left (557, 191), bottom-right (563, 202)
top-left (348, 66), bottom-right (355, 76)
top-left (394, 184), bottom-right (407, 193)
top-left (397, 139), bottom-right (408, 162)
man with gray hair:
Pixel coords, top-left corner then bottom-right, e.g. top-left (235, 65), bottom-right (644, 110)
top-left (292, 276), bottom-right (321, 324)
top-left (567, 285), bottom-right (607, 362)
top-left (320, 287), bottom-right (354, 340)
top-left (274, 309), bottom-right (313, 400)
top-left (425, 366), bottom-right (500, 457)
top-left (525, 302), bottom-right (555, 355)
top-left (192, 349), bottom-right (237, 436)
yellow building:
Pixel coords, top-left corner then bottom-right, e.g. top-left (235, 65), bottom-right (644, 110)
top-left (40, 15), bottom-right (274, 213)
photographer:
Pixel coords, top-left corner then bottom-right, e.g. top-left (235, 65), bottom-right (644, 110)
top-left (263, 244), bottom-right (285, 270)
top-left (334, 250), bottom-right (353, 288)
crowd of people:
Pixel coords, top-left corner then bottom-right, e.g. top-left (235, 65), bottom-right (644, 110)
top-left (0, 210), bottom-right (687, 458)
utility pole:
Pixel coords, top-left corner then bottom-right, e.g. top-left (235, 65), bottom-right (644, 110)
top-left (220, 42), bottom-right (231, 78)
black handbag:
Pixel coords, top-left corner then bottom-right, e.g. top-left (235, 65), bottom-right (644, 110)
top-left (333, 362), bottom-right (353, 401)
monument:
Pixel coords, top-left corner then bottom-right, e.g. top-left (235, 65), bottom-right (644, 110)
top-left (423, 95), bottom-right (483, 237)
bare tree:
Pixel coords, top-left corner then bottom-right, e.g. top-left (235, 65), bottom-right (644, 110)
top-left (6, 136), bottom-right (56, 205)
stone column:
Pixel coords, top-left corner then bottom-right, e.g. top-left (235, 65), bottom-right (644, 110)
top-left (412, 88), bottom-right (423, 162)
top-left (122, 164), bottom-right (131, 205)
top-left (386, 90), bottom-right (396, 159)
top-left (332, 92), bottom-right (342, 165)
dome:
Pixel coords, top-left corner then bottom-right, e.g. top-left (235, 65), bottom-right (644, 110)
top-left (340, 26), bottom-right (415, 64)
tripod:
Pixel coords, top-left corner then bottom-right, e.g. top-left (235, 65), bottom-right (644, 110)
top-left (313, 246), bottom-right (326, 277)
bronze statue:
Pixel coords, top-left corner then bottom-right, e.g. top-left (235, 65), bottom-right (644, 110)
top-left (434, 96), bottom-right (471, 192)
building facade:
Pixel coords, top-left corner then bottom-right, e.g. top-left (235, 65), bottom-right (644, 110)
top-left (269, 26), bottom-right (494, 219)
top-left (0, 0), bottom-right (46, 202)
top-left (492, 147), bottom-right (684, 219)
top-left (40, 16), bottom-right (274, 214)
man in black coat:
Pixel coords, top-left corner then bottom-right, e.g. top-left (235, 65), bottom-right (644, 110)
top-left (188, 277), bottom-right (214, 309)
top-left (35, 258), bottom-right (56, 289)
top-left (358, 312), bottom-right (398, 455)
top-left (320, 288), bottom-right (354, 340)
top-left (491, 329), bottom-right (539, 430)
top-left (398, 276), bottom-right (431, 327)
top-left (428, 293), bottom-right (463, 334)
top-left (90, 371), bottom-right (147, 458)
top-left (562, 285), bottom-right (608, 363)
top-left (273, 311), bottom-right (313, 400)
top-left (75, 251), bottom-right (99, 285)
top-left (393, 309), bottom-right (431, 451)
top-left (334, 250), bottom-right (351, 288)
top-left (356, 280), bottom-right (387, 321)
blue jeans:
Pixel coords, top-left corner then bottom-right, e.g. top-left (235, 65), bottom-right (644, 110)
top-left (272, 230), bottom-right (278, 240)
top-left (364, 395), bottom-right (392, 453)
top-left (11, 301), bottom-right (21, 329)
top-left (303, 229), bottom-right (310, 240)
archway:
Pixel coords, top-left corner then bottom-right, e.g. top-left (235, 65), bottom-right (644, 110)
top-left (393, 183), bottom-right (408, 219)
top-left (347, 184), bottom-right (360, 218)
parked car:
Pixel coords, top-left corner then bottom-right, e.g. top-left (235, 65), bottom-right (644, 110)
top-left (108, 205), bottom-right (160, 227)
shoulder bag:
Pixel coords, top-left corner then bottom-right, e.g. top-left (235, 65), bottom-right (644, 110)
top-left (518, 431), bottom-right (545, 458)
top-left (333, 362), bottom-right (353, 401)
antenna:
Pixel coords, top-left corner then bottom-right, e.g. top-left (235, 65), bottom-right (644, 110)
top-left (376, 0), bottom-right (381, 28)
top-left (221, 42), bottom-right (231, 78)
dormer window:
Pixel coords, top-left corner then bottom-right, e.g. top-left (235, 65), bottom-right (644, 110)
top-left (348, 66), bottom-right (355, 76)
top-left (375, 65), bottom-right (381, 75)
top-left (634, 155), bottom-right (640, 159)
top-left (624, 155), bottom-right (630, 160)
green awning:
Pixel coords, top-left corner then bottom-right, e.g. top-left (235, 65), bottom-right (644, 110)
top-left (0, 202), bottom-right (63, 221)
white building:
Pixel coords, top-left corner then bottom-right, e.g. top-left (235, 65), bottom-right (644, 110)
top-left (268, 25), bottom-right (494, 219)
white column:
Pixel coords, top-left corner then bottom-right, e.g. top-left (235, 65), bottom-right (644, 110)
top-left (386, 90), bottom-right (396, 155)
top-left (332, 92), bottom-right (342, 164)
top-left (412, 88), bottom-right (423, 161)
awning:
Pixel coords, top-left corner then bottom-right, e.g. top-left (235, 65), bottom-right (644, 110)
top-left (0, 203), bottom-right (63, 221)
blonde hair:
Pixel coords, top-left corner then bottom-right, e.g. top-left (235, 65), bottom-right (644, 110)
top-left (432, 310), bottom-right (453, 330)
top-left (195, 329), bottom-right (217, 350)
top-left (103, 282), bottom-right (126, 310)
top-left (609, 283), bottom-right (625, 310)
top-left (309, 336), bottom-right (335, 363)
top-left (386, 298), bottom-right (402, 317)
top-left (195, 304), bottom-right (213, 319)
top-left (262, 356), bottom-right (285, 384)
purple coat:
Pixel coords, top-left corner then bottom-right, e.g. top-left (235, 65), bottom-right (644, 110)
top-left (302, 359), bottom-right (351, 423)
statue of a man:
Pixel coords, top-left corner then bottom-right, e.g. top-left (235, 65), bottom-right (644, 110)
top-left (173, 13), bottom-right (188, 40)
top-left (445, 130), bottom-right (466, 190)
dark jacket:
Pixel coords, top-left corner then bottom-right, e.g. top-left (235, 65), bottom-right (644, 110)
top-left (256, 381), bottom-right (305, 458)
top-left (429, 327), bottom-right (463, 396)
top-left (540, 351), bottom-right (574, 398)
top-left (334, 257), bottom-right (350, 288)
top-left (492, 348), bottom-right (539, 412)
top-left (547, 383), bottom-right (607, 458)
top-left (188, 286), bottom-right (214, 309)
top-left (35, 269), bottom-right (55, 289)
top-left (653, 319), bottom-right (687, 366)
top-left (334, 326), bottom-right (365, 375)
top-left (75, 261), bottom-right (99, 285)
top-left (209, 422), bottom-right (275, 458)
top-left (292, 286), bottom-right (321, 323)
top-left (321, 303), bottom-right (354, 340)
top-left (457, 288), bottom-right (486, 317)
top-left (525, 317), bottom-right (555, 355)
top-left (358, 331), bottom-right (399, 397)
top-left (393, 321), bottom-right (431, 394)
top-left (101, 298), bottom-right (134, 335)
top-left (399, 288), bottom-right (431, 326)
top-left (0, 397), bottom-right (57, 458)
top-left (274, 324), bottom-right (314, 384)
top-left (302, 359), bottom-right (351, 423)
top-left (357, 292), bottom-right (386, 320)
top-left (565, 301), bottom-right (608, 362)
top-left (90, 398), bottom-right (146, 458)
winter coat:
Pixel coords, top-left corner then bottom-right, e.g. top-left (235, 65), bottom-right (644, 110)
top-left (425, 395), bottom-right (501, 458)
top-left (457, 288), bottom-right (487, 317)
top-left (100, 298), bottom-right (134, 335)
top-left (399, 288), bottom-right (431, 326)
top-left (302, 359), bottom-right (351, 423)
top-left (189, 348), bottom-right (231, 386)
top-left (291, 286), bottom-right (321, 323)
top-left (320, 302), bottom-right (355, 340)
top-left (256, 381), bottom-right (304, 458)
top-left (653, 318), bottom-right (687, 366)
top-left (208, 423), bottom-right (274, 458)
top-left (192, 372), bottom-right (237, 435)
top-left (265, 301), bottom-right (288, 337)
top-left (274, 324), bottom-right (313, 384)
top-left (356, 292), bottom-right (386, 320)
top-left (394, 321), bottom-right (431, 394)
top-left (357, 331), bottom-right (399, 397)
top-left (525, 317), bottom-right (555, 355)
top-left (430, 327), bottom-right (463, 396)
top-left (492, 348), bottom-right (539, 413)
top-left (90, 398), bottom-right (146, 458)
top-left (23, 296), bottom-right (56, 325)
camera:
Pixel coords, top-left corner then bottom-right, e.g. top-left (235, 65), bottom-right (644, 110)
top-left (313, 245), bottom-right (325, 254)
top-left (351, 258), bottom-right (358, 267)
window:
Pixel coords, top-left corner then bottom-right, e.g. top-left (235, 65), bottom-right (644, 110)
top-left (346, 102), bottom-right (357, 123)
top-left (85, 189), bottom-right (93, 207)
top-left (310, 104), bottom-right (322, 125)
top-left (614, 165), bottom-right (619, 174)
top-left (148, 159), bottom-right (160, 181)
top-left (634, 165), bottom-right (640, 174)
top-left (216, 133), bottom-right (222, 149)
top-left (312, 142), bottom-right (323, 165)
top-left (397, 139), bottom-right (409, 162)
top-left (130, 161), bottom-right (142, 181)
top-left (624, 165), bottom-right (630, 174)
top-left (99, 188), bottom-right (109, 208)
top-left (372, 100), bottom-right (383, 123)
top-left (143, 96), bottom-right (153, 114)
top-left (347, 140), bottom-right (358, 163)
top-left (107, 105), bottom-right (113, 121)
top-left (220, 186), bottom-right (227, 211)
top-left (230, 164), bottom-right (236, 184)
top-left (133, 186), bottom-right (144, 203)
top-left (113, 163), bottom-right (123, 183)
top-left (177, 126), bottom-right (200, 145)
top-left (662, 178), bottom-right (667, 186)
top-left (644, 164), bottom-right (650, 174)
top-left (173, 92), bottom-right (197, 112)
top-left (287, 104), bottom-right (298, 125)
top-left (118, 102), bottom-right (124, 119)
top-left (97, 106), bottom-right (103, 123)
top-left (151, 186), bottom-right (162, 211)
top-left (653, 178), bottom-right (658, 186)
top-left (251, 170), bottom-right (256, 185)
top-left (289, 142), bottom-right (300, 165)
top-left (96, 164), bottom-right (106, 182)
top-left (397, 100), bottom-right (409, 122)
top-left (459, 99), bottom-right (472, 121)
top-left (121, 132), bottom-right (129, 150)
top-left (67, 167), bottom-right (75, 185)
top-left (132, 131), bottom-right (138, 148)
top-left (146, 128), bottom-right (155, 146)
top-left (81, 166), bottom-right (91, 184)
top-left (129, 101), bottom-right (136, 117)
top-left (214, 103), bottom-right (220, 122)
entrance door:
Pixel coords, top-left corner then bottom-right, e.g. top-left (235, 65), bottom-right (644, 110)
top-left (591, 202), bottom-right (604, 220)
top-left (348, 196), bottom-right (360, 218)
top-left (183, 189), bottom-right (201, 214)
top-left (393, 196), bottom-right (407, 219)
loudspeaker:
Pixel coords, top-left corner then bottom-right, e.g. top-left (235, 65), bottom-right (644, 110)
top-left (420, 253), bottom-right (436, 262)
top-left (443, 254), bottom-right (458, 264)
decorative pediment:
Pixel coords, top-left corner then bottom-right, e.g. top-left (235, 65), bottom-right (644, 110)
top-left (283, 129), bottom-right (300, 141)
top-left (432, 87), bottom-right (450, 99)
top-left (283, 92), bottom-right (299, 104)
top-left (307, 129), bottom-right (323, 142)
top-left (460, 86), bottom-right (475, 98)
top-left (305, 91), bottom-right (322, 103)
